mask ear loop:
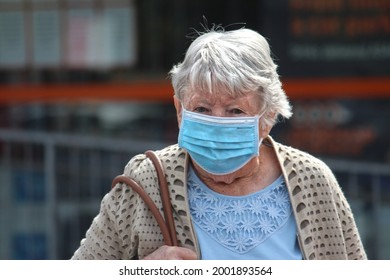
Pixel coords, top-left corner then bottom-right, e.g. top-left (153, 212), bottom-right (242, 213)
top-left (179, 103), bottom-right (187, 127)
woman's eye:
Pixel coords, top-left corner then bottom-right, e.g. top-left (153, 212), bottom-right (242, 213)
top-left (194, 107), bottom-right (209, 113)
top-left (230, 108), bottom-right (245, 115)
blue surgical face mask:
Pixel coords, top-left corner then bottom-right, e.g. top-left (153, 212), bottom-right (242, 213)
top-left (178, 108), bottom-right (263, 175)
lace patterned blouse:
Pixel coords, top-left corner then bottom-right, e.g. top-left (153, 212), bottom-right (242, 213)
top-left (188, 166), bottom-right (303, 260)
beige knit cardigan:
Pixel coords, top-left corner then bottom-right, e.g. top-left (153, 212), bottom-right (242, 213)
top-left (71, 136), bottom-right (367, 260)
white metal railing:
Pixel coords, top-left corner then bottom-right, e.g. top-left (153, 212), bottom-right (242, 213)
top-left (0, 128), bottom-right (168, 259)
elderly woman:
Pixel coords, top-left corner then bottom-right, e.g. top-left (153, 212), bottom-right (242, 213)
top-left (71, 27), bottom-right (367, 260)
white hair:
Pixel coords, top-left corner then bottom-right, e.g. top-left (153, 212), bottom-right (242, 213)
top-left (169, 27), bottom-right (292, 127)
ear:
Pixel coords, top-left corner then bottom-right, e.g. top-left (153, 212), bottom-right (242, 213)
top-left (259, 111), bottom-right (276, 139)
top-left (173, 95), bottom-right (183, 128)
top-left (260, 124), bottom-right (273, 139)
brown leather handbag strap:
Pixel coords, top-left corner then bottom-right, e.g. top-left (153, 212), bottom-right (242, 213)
top-left (144, 150), bottom-right (178, 247)
top-left (110, 151), bottom-right (178, 247)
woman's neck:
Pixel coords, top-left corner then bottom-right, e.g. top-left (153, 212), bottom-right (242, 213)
top-left (191, 145), bottom-right (282, 196)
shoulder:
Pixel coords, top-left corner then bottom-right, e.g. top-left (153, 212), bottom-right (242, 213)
top-left (155, 144), bottom-right (187, 169)
top-left (123, 144), bottom-right (186, 178)
top-left (270, 138), bottom-right (331, 176)
top-left (268, 136), bottom-right (337, 184)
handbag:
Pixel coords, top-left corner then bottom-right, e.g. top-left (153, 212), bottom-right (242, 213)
top-left (111, 150), bottom-right (178, 247)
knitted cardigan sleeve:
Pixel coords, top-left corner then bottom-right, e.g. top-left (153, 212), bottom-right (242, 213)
top-left (70, 145), bottom-right (197, 260)
top-left (321, 163), bottom-right (367, 259)
top-left (273, 139), bottom-right (367, 260)
top-left (70, 188), bottom-right (125, 259)
top-left (71, 153), bottom-right (166, 260)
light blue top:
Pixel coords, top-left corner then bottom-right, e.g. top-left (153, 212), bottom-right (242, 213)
top-left (188, 167), bottom-right (303, 260)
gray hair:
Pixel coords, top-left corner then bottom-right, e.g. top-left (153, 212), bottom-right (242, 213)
top-left (169, 27), bottom-right (292, 127)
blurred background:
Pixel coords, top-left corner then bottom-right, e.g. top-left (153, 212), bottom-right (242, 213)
top-left (0, 0), bottom-right (389, 260)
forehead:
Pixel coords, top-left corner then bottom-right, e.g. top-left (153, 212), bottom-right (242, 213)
top-left (184, 90), bottom-right (261, 107)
